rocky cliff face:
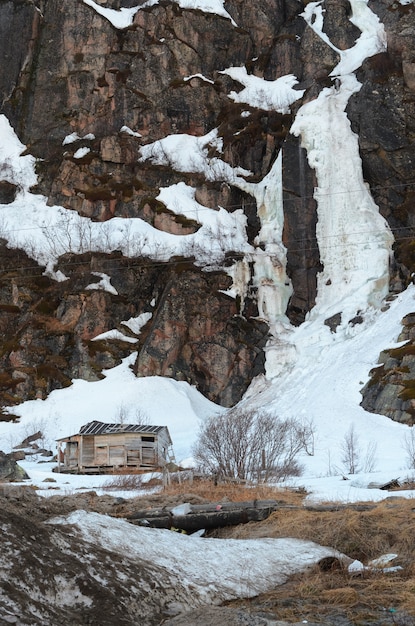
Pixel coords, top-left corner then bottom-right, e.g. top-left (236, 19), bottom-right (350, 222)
top-left (0, 0), bottom-right (414, 414)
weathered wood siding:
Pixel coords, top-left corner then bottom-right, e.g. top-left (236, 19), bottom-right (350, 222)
top-left (78, 433), bottom-right (161, 468)
top-left (61, 426), bottom-right (171, 472)
top-left (82, 436), bottom-right (94, 465)
top-left (109, 445), bottom-right (124, 466)
top-left (67, 441), bottom-right (79, 468)
top-left (141, 446), bottom-right (156, 466)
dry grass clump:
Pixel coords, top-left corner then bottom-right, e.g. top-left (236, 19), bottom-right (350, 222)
top-left (160, 478), bottom-right (304, 506)
top-left (319, 586), bottom-right (359, 606)
top-left (277, 499), bottom-right (415, 563)
top-left (247, 569), bottom-right (413, 623)
top-left (221, 498), bottom-right (415, 563)
top-left (224, 498), bottom-right (415, 624)
top-left (295, 571), bottom-right (359, 606)
top-left (230, 562), bottom-right (415, 623)
top-left (360, 570), bottom-right (415, 614)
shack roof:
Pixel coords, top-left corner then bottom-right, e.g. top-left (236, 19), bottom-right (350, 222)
top-left (57, 420), bottom-right (172, 444)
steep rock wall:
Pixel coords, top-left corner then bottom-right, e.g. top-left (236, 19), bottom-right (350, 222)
top-left (0, 0), bottom-right (414, 413)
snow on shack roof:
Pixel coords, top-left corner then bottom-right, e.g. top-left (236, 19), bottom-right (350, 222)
top-left (57, 420), bottom-right (171, 442)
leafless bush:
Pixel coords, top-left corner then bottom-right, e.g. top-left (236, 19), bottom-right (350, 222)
top-left (102, 473), bottom-right (144, 491)
top-left (193, 407), bottom-right (310, 483)
top-left (297, 417), bottom-right (315, 456)
top-left (114, 404), bottom-right (150, 425)
top-left (363, 440), bottom-right (378, 473)
top-left (341, 424), bottom-right (361, 475)
top-left (341, 425), bottom-right (378, 475)
top-left (76, 218), bottom-right (95, 253)
top-left (403, 427), bottom-right (415, 469)
top-left (326, 449), bottom-right (341, 477)
top-left (18, 415), bottom-right (57, 456)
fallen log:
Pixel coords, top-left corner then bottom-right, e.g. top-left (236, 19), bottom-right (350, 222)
top-left (189, 499), bottom-right (278, 513)
top-left (126, 499), bottom-right (388, 533)
top-left (127, 500), bottom-right (278, 533)
top-left (129, 507), bottom-right (275, 533)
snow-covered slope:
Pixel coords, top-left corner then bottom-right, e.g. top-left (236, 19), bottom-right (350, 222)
top-left (10, 284), bottom-right (415, 504)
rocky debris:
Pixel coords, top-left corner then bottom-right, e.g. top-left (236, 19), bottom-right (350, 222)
top-left (324, 312), bottom-right (342, 333)
top-left (162, 607), bottom-right (294, 626)
top-left (0, 450), bottom-right (29, 481)
top-left (0, 180), bottom-right (18, 204)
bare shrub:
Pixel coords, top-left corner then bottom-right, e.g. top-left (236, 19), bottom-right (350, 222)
top-left (403, 427), bottom-right (415, 469)
top-left (102, 473), bottom-right (144, 491)
top-left (341, 424), bottom-right (361, 475)
top-left (193, 407), bottom-right (310, 483)
top-left (298, 417), bottom-right (315, 456)
top-left (17, 415), bottom-right (57, 457)
top-left (114, 404), bottom-right (150, 425)
top-left (326, 449), bottom-right (341, 477)
top-left (363, 440), bottom-right (378, 473)
top-left (115, 403), bottom-right (129, 425)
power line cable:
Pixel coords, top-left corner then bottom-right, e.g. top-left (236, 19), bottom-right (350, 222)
top-left (0, 179), bottom-right (414, 235)
top-left (0, 228), bottom-right (414, 284)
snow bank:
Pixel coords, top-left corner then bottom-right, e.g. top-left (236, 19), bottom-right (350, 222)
top-left (49, 510), bottom-right (345, 601)
top-left (220, 68), bottom-right (304, 113)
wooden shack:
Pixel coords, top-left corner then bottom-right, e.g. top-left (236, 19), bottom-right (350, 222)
top-left (56, 421), bottom-right (173, 474)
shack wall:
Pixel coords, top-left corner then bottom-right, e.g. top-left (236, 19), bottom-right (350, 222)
top-left (61, 426), bottom-right (171, 472)
top-left (80, 432), bottom-right (161, 468)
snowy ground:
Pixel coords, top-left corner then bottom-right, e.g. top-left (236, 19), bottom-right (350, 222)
top-left (48, 510), bottom-right (348, 602)
top-left (7, 283), bottom-right (415, 504)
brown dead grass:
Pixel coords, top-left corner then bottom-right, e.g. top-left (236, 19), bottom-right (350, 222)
top-left (228, 565), bottom-right (415, 623)
top-left (160, 477), bottom-right (305, 506)
top-left (220, 497), bottom-right (415, 623)
top-left (151, 480), bottom-right (415, 620)
top-left (217, 498), bottom-right (415, 562)
top-left (116, 478), bottom-right (415, 622)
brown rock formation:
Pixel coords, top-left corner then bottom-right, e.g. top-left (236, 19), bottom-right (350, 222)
top-left (360, 311), bottom-right (415, 425)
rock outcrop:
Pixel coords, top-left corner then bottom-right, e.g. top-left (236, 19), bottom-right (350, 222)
top-left (360, 311), bottom-right (415, 425)
top-left (0, 451), bottom-right (29, 481)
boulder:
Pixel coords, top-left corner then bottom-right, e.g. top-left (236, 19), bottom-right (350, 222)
top-left (0, 451), bottom-right (29, 482)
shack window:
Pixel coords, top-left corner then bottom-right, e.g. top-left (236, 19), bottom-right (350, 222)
top-left (141, 436), bottom-right (155, 442)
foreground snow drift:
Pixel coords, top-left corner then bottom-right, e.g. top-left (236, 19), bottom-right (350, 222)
top-left (49, 510), bottom-right (344, 602)
top-left (0, 491), bottom-right (350, 626)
